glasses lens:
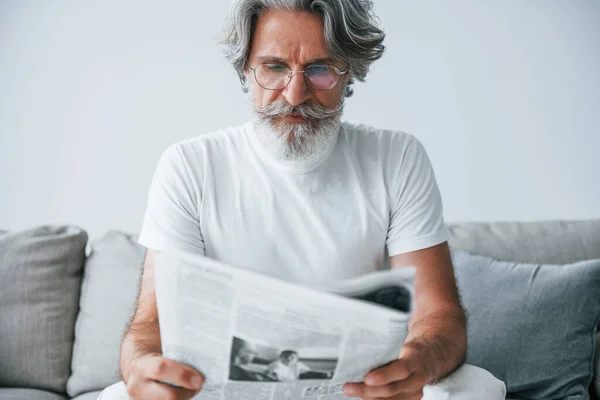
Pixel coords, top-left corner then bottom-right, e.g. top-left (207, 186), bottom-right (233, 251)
top-left (256, 64), bottom-right (290, 90)
top-left (305, 64), bottom-right (341, 90)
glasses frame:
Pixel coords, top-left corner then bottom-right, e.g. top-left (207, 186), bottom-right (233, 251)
top-left (248, 63), bottom-right (348, 91)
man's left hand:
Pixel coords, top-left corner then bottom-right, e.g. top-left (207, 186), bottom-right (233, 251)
top-left (342, 343), bottom-right (430, 400)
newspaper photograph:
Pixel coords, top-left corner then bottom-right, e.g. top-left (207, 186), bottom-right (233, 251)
top-left (154, 251), bottom-right (416, 400)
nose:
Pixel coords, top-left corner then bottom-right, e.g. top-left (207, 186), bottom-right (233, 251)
top-left (282, 71), bottom-right (311, 106)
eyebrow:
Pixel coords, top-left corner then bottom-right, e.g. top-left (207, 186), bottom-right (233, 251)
top-left (254, 55), bottom-right (336, 66)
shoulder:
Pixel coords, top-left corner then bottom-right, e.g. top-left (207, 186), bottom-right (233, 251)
top-left (339, 121), bottom-right (425, 162)
top-left (157, 122), bottom-right (252, 168)
top-left (171, 121), bottom-right (252, 158)
top-left (150, 122), bottom-right (252, 188)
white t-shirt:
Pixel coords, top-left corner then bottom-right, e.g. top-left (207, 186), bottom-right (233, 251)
top-left (138, 121), bottom-right (448, 285)
top-left (266, 360), bottom-right (311, 381)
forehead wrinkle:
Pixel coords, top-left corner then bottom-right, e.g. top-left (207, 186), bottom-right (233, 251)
top-left (251, 10), bottom-right (329, 67)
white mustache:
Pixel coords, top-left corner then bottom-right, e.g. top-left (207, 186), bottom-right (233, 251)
top-left (256, 101), bottom-right (342, 121)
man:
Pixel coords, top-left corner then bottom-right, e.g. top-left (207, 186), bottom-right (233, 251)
top-left (265, 350), bottom-right (330, 381)
top-left (101, 0), bottom-right (507, 399)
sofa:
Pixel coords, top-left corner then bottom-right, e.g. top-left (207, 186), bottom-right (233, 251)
top-left (1, 220), bottom-right (599, 400)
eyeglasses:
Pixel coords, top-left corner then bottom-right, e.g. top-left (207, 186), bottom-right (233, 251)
top-left (248, 63), bottom-right (348, 91)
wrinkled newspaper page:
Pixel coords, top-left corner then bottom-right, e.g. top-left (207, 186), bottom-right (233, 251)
top-left (154, 251), bottom-right (416, 400)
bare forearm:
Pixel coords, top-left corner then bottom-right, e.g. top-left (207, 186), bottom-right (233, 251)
top-left (119, 320), bottom-right (162, 381)
top-left (404, 307), bottom-right (467, 384)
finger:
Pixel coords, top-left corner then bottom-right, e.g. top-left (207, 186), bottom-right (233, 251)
top-left (393, 391), bottom-right (425, 400)
top-left (148, 381), bottom-right (199, 400)
top-left (140, 356), bottom-right (204, 391)
top-left (129, 379), bottom-right (199, 400)
top-left (385, 391), bottom-right (424, 400)
top-left (364, 359), bottom-right (414, 386)
top-left (343, 373), bottom-right (424, 399)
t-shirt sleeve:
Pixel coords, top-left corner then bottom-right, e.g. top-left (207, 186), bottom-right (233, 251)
top-left (386, 135), bottom-right (449, 256)
top-left (138, 143), bottom-right (205, 254)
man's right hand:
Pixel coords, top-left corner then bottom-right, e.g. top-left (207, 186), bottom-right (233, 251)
top-left (125, 353), bottom-right (204, 400)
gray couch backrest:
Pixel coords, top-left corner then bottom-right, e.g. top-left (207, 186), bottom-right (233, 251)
top-left (448, 219), bottom-right (600, 264)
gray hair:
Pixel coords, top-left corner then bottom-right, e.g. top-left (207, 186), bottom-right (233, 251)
top-left (217, 0), bottom-right (386, 97)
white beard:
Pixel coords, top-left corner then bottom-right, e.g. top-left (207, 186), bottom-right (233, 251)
top-left (249, 89), bottom-right (345, 162)
top-left (252, 115), bottom-right (341, 162)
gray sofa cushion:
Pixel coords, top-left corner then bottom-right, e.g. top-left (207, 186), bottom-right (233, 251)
top-left (449, 219), bottom-right (600, 399)
top-left (67, 231), bottom-right (145, 397)
top-left (453, 250), bottom-right (600, 400)
top-left (0, 388), bottom-right (67, 400)
top-left (0, 226), bottom-right (87, 393)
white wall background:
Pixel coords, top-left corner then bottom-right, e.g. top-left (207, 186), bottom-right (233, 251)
top-left (1, 0), bottom-right (599, 238)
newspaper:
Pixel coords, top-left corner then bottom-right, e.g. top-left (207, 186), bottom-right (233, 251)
top-left (154, 251), bottom-right (416, 400)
